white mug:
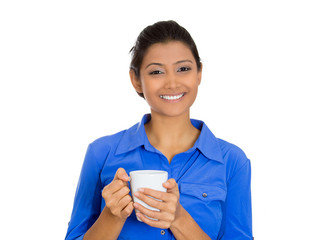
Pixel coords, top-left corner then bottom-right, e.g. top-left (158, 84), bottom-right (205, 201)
top-left (129, 170), bottom-right (168, 221)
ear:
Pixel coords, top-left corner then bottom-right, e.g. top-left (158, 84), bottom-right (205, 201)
top-left (197, 63), bottom-right (203, 86)
top-left (129, 69), bottom-right (143, 94)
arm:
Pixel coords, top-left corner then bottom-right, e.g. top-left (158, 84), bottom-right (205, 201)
top-left (133, 179), bottom-right (211, 240)
top-left (169, 204), bottom-right (211, 240)
top-left (217, 159), bottom-right (252, 239)
top-left (65, 144), bottom-right (133, 240)
top-left (83, 207), bottom-right (126, 240)
top-left (84, 168), bottom-right (134, 240)
top-left (65, 145), bottom-right (103, 240)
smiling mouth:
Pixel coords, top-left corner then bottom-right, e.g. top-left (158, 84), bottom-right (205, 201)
top-left (160, 93), bottom-right (185, 100)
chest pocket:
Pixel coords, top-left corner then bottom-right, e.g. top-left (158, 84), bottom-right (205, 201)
top-left (179, 182), bottom-right (226, 240)
top-left (180, 182), bottom-right (226, 202)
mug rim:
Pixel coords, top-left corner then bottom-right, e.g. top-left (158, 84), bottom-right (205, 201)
top-left (129, 170), bottom-right (168, 176)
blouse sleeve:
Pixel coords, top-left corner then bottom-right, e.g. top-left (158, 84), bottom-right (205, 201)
top-left (65, 144), bottom-right (103, 240)
top-left (218, 159), bottom-right (253, 239)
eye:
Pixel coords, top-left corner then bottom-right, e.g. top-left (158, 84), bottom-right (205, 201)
top-left (177, 67), bottom-right (191, 72)
top-left (149, 70), bottom-right (163, 75)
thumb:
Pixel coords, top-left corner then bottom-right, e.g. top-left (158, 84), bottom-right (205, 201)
top-left (163, 178), bottom-right (178, 193)
top-left (114, 168), bottom-right (130, 182)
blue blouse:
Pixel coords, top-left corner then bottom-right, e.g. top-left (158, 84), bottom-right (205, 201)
top-left (65, 114), bottom-right (252, 240)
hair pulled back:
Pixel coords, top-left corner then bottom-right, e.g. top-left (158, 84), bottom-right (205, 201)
top-left (130, 20), bottom-right (201, 98)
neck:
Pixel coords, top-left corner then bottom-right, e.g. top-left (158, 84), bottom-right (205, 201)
top-left (144, 110), bottom-right (199, 148)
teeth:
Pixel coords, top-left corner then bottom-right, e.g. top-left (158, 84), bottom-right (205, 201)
top-left (160, 93), bottom-right (184, 100)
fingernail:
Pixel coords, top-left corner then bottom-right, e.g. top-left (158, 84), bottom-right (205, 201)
top-left (134, 192), bottom-right (140, 197)
top-left (139, 188), bottom-right (144, 192)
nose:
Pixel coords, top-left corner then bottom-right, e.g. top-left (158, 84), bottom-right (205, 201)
top-left (164, 72), bottom-right (179, 89)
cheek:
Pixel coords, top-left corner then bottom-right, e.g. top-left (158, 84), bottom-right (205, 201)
top-left (190, 87), bottom-right (199, 100)
top-left (187, 82), bottom-right (199, 100)
top-left (142, 79), bottom-right (161, 94)
top-left (141, 83), bottom-right (159, 103)
top-left (187, 80), bottom-right (200, 93)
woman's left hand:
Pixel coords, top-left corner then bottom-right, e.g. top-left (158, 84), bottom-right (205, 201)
top-left (133, 178), bottom-right (181, 229)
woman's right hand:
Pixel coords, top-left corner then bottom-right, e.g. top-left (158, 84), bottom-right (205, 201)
top-left (102, 168), bottom-right (134, 220)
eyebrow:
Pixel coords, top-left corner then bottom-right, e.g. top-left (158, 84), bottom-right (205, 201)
top-left (145, 59), bottom-right (193, 69)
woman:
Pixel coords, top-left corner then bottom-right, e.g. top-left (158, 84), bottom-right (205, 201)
top-left (65, 20), bottom-right (253, 240)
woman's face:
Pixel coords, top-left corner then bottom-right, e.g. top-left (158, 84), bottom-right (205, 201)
top-left (131, 41), bottom-right (202, 118)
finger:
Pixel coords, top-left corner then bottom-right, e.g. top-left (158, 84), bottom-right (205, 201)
top-left (134, 191), bottom-right (166, 210)
top-left (163, 178), bottom-right (178, 191)
top-left (137, 188), bottom-right (171, 202)
top-left (163, 179), bottom-right (180, 196)
top-left (133, 201), bottom-right (172, 221)
top-left (121, 201), bottom-right (134, 218)
top-left (117, 194), bottom-right (133, 211)
top-left (112, 185), bottom-right (131, 202)
top-left (104, 186), bottom-right (131, 211)
top-left (103, 179), bottom-right (126, 197)
top-left (135, 211), bottom-right (171, 229)
top-left (114, 168), bottom-right (130, 182)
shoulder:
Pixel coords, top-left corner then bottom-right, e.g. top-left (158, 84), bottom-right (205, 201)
top-left (217, 138), bottom-right (248, 162)
top-left (216, 138), bottom-right (250, 181)
top-left (196, 120), bottom-right (250, 172)
top-left (84, 129), bottom-right (127, 171)
top-left (88, 129), bottom-right (126, 159)
top-left (85, 129), bottom-right (129, 172)
top-left (86, 120), bottom-right (141, 166)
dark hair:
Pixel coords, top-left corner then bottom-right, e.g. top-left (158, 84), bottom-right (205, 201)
top-left (130, 20), bottom-right (202, 98)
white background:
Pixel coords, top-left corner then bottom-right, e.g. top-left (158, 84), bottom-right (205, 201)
top-left (1, 1), bottom-right (319, 239)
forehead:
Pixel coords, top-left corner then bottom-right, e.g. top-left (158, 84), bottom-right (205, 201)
top-left (141, 41), bottom-right (195, 66)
